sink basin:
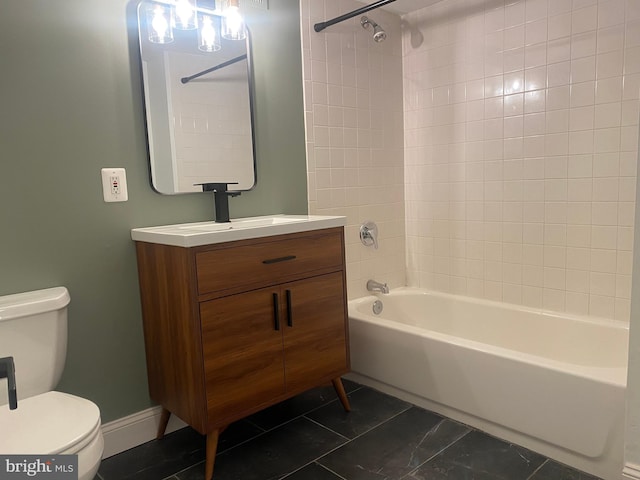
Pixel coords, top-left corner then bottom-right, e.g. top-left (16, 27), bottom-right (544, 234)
top-left (131, 215), bottom-right (346, 247)
top-left (178, 216), bottom-right (308, 232)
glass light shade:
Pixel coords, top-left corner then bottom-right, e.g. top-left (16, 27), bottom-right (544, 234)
top-left (173, 0), bottom-right (197, 30)
top-left (147, 4), bottom-right (174, 44)
top-left (221, 0), bottom-right (246, 40)
top-left (198, 14), bottom-right (221, 52)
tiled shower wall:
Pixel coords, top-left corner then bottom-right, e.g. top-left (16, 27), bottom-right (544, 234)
top-left (300, 1), bottom-right (406, 299)
top-left (301, 0), bottom-right (640, 319)
top-left (403, 0), bottom-right (640, 320)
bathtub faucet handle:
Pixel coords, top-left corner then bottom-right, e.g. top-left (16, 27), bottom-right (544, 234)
top-left (0, 356), bottom-right (17, 410)
top-left (360, 221), bottom-right (379, 249)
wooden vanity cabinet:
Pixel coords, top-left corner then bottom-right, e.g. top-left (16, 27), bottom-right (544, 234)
top-left (134, 227), bottom-right (350, 480)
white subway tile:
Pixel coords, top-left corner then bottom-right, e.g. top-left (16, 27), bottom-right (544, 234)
top-left (548, 38), bottom-right (572, 63)
top-left (625, 46), bottom-right (640, 75)
top-left (591, 225), bottom-right (618, 249)
top-left (589, 294), bottom-right (615, 318)
top-left (597, 50), bottom-right (624, 79)
top-left (522, 285), bottom-right (544, 307)
top-left (598, 25), bottom-right (625, 54)
top-left (506, 1), bottom-right (526, 27)
top-left (544, 267), bottom-right (566, 289)
top-left (593, 177), bottom-right (620, 200)
top-left (567, 203), bottom-right (593, 226)
top-left (568, 154), bottom-right (594, 177)
top-left (566, 291), bottom-right (590, 314)
top-left (595, 76), bottom-right (623, 103)
top-left (567, 268), bottom-right (591, 291)
top-left (572, 5), bottom-right (598, 34)
top-left (548, 13), bottom-right (572, 40)
top-left (568, 179), bottom-right (593, 201)
top-left (550, 0), bottom-right (573, 16)
top-left (571, 31), bottom-right (597, 59)
top-left (571, 56), bottom-right (597, 83)
top-left (590, 271), bottom-right (617, 295)
top-left (618, 250), bottom-right (634, 275)
top-left (543, 288), bottom-right (566, 311)
top-left (591, 202), bottom-right (619, 225)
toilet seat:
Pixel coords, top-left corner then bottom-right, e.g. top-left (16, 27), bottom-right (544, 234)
top-left (0, 391), bottom-right (101, 454)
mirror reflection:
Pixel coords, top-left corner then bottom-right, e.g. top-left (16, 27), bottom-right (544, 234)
top-left (136, 0), bottom-right (256, 195)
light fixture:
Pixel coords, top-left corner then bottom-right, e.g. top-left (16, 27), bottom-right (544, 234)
top-left (221, 0), bottom-right (246, 41)
top-left (198, 13), bottom-right (221, 52)
top-left (173, 0), bottom-right (198, 30)
top-left (147, 3), bottom-right (174, 44)
top-left (144, 0), bottom-right (245, 51)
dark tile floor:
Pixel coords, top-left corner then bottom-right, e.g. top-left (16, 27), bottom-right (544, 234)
top-left (97, 381), bottom-right (602, 480)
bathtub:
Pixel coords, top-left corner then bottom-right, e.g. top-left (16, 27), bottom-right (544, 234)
top-left (347, 288), bottom-right (628, 480)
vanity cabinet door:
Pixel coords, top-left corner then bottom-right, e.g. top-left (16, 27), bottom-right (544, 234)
top-left (200, 287), bottom-right (286, 426)
top-left (281, 272), bottom-right (348, 394)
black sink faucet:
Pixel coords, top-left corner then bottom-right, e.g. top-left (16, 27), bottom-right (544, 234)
top-left (0, 356), bottom-right (17, 410)
top-left (197, 183), bottom-right (241, 223)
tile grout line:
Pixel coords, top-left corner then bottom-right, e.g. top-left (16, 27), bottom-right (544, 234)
top-left (161, 386), bottom-right (367, 480)
top-left (398, 421), bottom-right (473, 480)
top-left (525, 459), bottom-right (550, 480)
top-left (281, 405), bottom-right (416, 478)
top-left (279, 404), bottom-right (415, 479)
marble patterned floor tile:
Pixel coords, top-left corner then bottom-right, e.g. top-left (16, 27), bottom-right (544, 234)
top-left (281, 462), bottom-right (346, 479)
top-left (245, 379), bottom-right (360, 431)
top-left (305, 386), bottom-right (412, 439)
top-left (528, 459), bottom-right (603, 480)
top-left (99, 427), bottom-right (206, 480)
top-left (407, 430), bottom-right (547, 480)
top-left (176, 417), bottom-right (347, 480)
top-left (318, 406), bottom-right (471, 480)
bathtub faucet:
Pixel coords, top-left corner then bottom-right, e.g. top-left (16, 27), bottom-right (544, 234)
top-left (367, 279), bottom-right (389, 294)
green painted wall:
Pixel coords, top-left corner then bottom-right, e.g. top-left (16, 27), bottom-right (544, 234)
top-left (0, 0), bottom-right (307, 422)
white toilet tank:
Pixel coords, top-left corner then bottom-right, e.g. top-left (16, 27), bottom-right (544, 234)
top-left (0, 287), bottom-right (70, 405)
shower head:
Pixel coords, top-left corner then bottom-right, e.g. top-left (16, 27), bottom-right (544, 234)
top-left (360, 16), bottom-right (386, 43)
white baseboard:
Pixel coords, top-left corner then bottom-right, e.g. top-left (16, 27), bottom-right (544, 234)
top-left (101, 406), bottom-right (187, 458)
top-left (623, 463), bottom-right (640, 480)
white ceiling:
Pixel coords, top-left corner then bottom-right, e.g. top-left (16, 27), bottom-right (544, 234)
top-left (354, 0), bottom-right (442, 15)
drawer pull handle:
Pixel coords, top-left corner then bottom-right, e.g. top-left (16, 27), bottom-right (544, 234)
top-left (273, 293), bottom-right (280, 331)
top-left (262, 255), bottom-right (297, 265)
top-left (286, 289), bottom-right (293, 327)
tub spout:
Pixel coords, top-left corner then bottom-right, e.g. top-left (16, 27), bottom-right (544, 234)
top-left (367, 279), bottom-right (389, 294)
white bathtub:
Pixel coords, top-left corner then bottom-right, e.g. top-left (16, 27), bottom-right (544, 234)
top-left (348, 288), bottom-right (628, 480)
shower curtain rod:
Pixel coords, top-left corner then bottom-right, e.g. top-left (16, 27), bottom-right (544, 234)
top-left (313, 0), bottom-right (397, 32)
top-left (180, 54), bottom-right (247, 84)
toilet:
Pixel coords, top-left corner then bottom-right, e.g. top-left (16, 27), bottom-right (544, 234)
top-left (0, 287), bottom-right (104, 480)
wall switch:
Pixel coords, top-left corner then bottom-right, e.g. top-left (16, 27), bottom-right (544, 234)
top-left (101, 168), bottom-right (128, 202)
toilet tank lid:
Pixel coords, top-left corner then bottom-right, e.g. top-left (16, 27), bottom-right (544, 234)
top-left (0, 287), bottom-right (70, 322)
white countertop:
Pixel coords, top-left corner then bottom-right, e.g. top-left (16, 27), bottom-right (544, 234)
top-left (131, 214), bottom-right (346, 247)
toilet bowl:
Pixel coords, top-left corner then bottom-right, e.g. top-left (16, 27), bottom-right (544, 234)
top-left (0, 287), bottom-right (104, 480)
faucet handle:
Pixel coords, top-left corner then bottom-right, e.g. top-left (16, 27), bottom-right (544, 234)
top-left (0, 356), bottom-right (17, 410)
top-left (360, 221), bottom-right (379, 249)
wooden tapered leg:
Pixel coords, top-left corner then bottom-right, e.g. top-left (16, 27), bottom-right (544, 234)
top-left (157, 408), bottom-right (171, 439)
top-left (331, 377), bottom-right (351, 412)
top-left (205, 430), bottom-right (220, 480)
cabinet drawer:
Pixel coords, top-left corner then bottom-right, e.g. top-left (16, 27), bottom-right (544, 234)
top-left (196, 229), bottom-right (343, 295)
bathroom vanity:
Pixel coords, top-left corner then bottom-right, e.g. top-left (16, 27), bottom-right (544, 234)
top-left (131, 215), bottom-right (350, 480)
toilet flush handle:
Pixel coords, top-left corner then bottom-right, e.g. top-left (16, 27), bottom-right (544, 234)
top-left (0, 356), bottom-right (17, 410)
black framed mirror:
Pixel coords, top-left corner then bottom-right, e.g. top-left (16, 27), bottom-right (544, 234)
top-left (136, 0), bottom-right (256, 195)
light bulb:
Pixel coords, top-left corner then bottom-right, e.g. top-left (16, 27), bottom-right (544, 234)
top-left (198, 14), bottom-right (221, 52)
top-left (174, 0), bottom-right (197, 30)
top-left (221, 0), bottom-right (246, 40)
top-left (147, 4), bottom-right (174, 44)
